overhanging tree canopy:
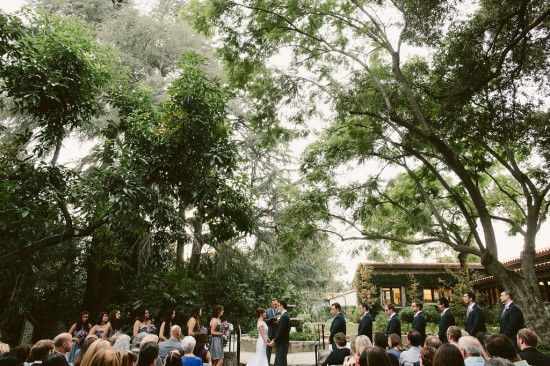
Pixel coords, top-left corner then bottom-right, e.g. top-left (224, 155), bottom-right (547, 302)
top-left (184, 0), bottom-right (550, 337)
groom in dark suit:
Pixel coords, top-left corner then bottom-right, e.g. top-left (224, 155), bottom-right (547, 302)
top-left (499, 290), bottom-right (524, 348)
top-left (463, 291), bottom-right (486, 337)
top-left (273, 299), bottom-right (291, 366)
top-left (357, 302), bottom-right (373, 343)
top-left (437, 297), bottom-right (455, 343)
top-left (329, 303), bottom-right (346, 351)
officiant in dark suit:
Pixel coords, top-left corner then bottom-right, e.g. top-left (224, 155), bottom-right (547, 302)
top-left (272, 299), bottom-right (290, 366)
top-left (357, 302), bottom-right (373, 342)
top-left (329, 302), bottom-right (346, 351)
top-left (266, 298), bottom-right (280, 364)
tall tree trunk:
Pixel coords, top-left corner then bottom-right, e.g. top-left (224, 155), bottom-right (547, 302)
top-left (176, 207), bottom-right (186, 266)
top-left (81, 236), bottom-right (117, 316)
top-left (188, 219), bottom-right (203, 276)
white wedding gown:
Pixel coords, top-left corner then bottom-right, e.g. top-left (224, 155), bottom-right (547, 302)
top-left (246, 321), bottom-right (269, 366)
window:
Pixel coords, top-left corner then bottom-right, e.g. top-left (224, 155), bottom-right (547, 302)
top-left (382, 287), bottom-right (402, 305)
top-left (423, 288), bottom-right (449, 303)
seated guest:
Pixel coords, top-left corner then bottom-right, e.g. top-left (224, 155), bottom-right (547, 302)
top-left (0, 344), bottom-right (10, 356)
top-left (121, 352), bottom-right (136, 366)
top-left (373, 333), bottom-right (388, 349)
top-left (484, 358), bottom-right (514, 366)
top-left (517, 328), bottom-right (550, 366)
top-left (113, 335), bottom-right (131, 353)
top-left (163, 352), bottom-right (182, 366)
top-left (86, 349), bottom-right (122, 366)
top-left (181, 337), bottom-right (202, 366)
top-left (29, 340), bottom-right (55, 366)
top-left (388, 333), bottom-right (404, 361)
top-left (424, 336), bottom-right (441, 350)
top-left (0, 353), bottom-right (18, 366)
top-left (13, 344), bottom-right (31, 366)
top-left (159, 326), bottom-right (183, 361)
top-left (192, 333), bottom-right (210, 364)
top-left (359, 347), bottom-right (392, 366)
top-left (73, 338), bottom-right (96, 366)
top-left (344, 335), bottom-right (371, 366)
top-left (432, 344), bottom-right (464, 366)
top-left (42, 354), bottom-right (68, 366)
top-left (484, 334), bottom-right (528, 366)
top-left (446, 326), bottom-right (462, 346)
top-left (419, 346), bottom-right (436, 366)
top-left (322, 333), bottom-right (350, 366)
top-left (457, 336), bottom-right (486, 366)
top-left (136, 343), bottom-right (159, 366)
top-left (399, 330), bottom-right (421, 366)
top-left (80, 340), bottom-right (110, 366)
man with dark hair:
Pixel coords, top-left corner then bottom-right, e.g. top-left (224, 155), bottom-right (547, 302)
top-left (138, 342), bottom-right (159, 366)
top-left (499, 291), bottom-right (524, 348)
top-left (266, 298), bottom-right (280, 364)
top-left (358, 302), bottom-right (373, 342)
top-left (485, 334), bottom-right (529, 366)
top-left (273, 299), bottom-right (290, 366)
top-left (411, 300), bottom-right (426, 344)
top-left (517, 328), bottom-right (550, 366)
top-left (437, 297), bottom-right (455, 344)
top-left (446, 326), bottom-right (462, 345)
top-left (463, 292), bottom-right (486, 337)
top-left (329, 302), bottom-right (346, 351)
top-left (398, 330), bottom-right (422, 366)
top-left (384, 303), bottom-right (401, 340)
top-left (373, 333), bottom-right (388, 349)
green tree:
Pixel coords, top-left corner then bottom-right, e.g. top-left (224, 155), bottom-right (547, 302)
top-left (184, 0), bottom-right (550, 337)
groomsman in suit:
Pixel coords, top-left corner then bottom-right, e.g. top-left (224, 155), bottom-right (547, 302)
top-left (499, 290), bottom-right (524, 348)
top-left (384, 303), bottom-right (401, 340)
top-left (329, 302), bottom-right (346, 351)
top-left (357, 302), bottom-right (373, 343)
top-left (463, 291), bottom-right (486, 337)
top-left (266, 298), bottom-right (281, 364)
top-left (272, 299), bottom-right (291, 366)
top-left (411, 300), bottom-right (426, 344)
top-left (437, 297), bottom-right (455, 344)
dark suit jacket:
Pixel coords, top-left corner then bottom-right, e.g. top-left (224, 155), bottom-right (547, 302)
top-left (358, 312), bottom-right (373, 342)
top-left (499, 302), bottom-right (524, 343)
top-left (329, 312), bottom-right (346, 345)
top-left (158, 337), bottom-right (184, 360)
top-left (322, 347), bottom-right (351, 366)
top-left (274, 311), bottom-right (290, 346)
top-left (386, 314), bottom-right (401, 339)
top-left (412, 311), bottom-right (426, 343)
top-left (465, 304), bottom-right (486, 337)
top-left (438, 309), bottom-right (455, 343)
top-left (266, 307), bottom-right (281, 339)
top-left (519, 347), bottom-right (550, 366)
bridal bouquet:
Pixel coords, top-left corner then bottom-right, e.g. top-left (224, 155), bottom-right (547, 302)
top-left (146, 323), bottom-right (157, 334)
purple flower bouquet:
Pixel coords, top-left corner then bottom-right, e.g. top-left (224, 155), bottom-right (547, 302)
top-left (196, 326), bottom-right (208, 334)
top-left (146, 323), bottom-right (157, 334)
top-left (74, 329), bottom-right (88, 341)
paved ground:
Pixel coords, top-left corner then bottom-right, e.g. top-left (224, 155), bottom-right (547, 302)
top-left (239, 351), bottom-right (318, 366)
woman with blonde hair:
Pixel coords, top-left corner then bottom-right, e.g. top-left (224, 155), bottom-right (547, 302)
top-left (344, 335), bottom-right (372, 366)
top-left (80, 340), bottom-right (110, 366)
top-left (87, 349), bottom-right (122, 366)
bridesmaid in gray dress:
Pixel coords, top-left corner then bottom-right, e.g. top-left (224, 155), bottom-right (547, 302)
top-left (209, 305), bottom-right (226, 366)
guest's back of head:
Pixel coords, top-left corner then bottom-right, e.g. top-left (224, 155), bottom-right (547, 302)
top-left (484, 334), bottom-right (517, 361)
top-left (432, 343), bottom-right (464, 366)
top-left (12, 344), bottom-right (31, 366)
top-left (424, 336), bottom-right (441, 349)
top-left (0, 344), bottom-right (10, 356)
top-left (121, 351), bottom-right (136, 366)
top-left (136, 342), bottom-right (158, 366)
top-left (87, 348), bottom-right (122, 366)
top-left (359, 346), bottom-right (392, 366)
top-left (30, 340), bottom-right (55, 362)
top-left (163, 352), bottom-right (182, 366)
top-left (42, 353), bottom-right (68, 366)
top-left (446, 326), bottom-right (462, 343)
top-left (113, 335), bottom-right (131, 353)
top-left (181, 336), bottom-right (196, 354)
top-left (353, 336), bottom-right (372, 357)
top-left (334, 333), bottom-right (347, 347)
top-left (388, 334), bottom-right (403, 351)
top-left (0, 352), bottom-right (18, 366)
top-left (420, 346), bottom-right (436, 366)
top-left (374, 333), bottom-right (388, 349)
top-left (484, 357), bottom-right (514, 366)
top-left (81, 340), bottom-right (111, 366)
top-left (74, 337), bottom-right (99, 366)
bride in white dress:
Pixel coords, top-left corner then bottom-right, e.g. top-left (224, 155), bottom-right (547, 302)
top-left (246, 308), bottom-right (271, 366)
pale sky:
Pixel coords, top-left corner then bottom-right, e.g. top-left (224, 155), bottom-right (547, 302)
top-left (2, 0), bottom-right (548, 283)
